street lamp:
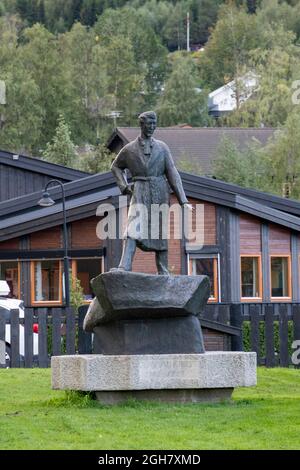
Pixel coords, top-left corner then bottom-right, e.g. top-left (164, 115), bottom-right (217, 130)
top-left (38, 179), bottom-right (70, 307)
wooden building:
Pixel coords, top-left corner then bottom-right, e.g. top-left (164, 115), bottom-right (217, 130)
top-left (1, 154), bottom-right (300, 351)
top-left (0, 148), bottom-right (88, 202)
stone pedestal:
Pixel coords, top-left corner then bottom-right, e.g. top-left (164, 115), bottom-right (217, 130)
top-left (51, 352), bottom-right (257, 404)
top-left (93, 315), bottom-right (205, 355)
top-left (83, 271), bottom-right (210, 355)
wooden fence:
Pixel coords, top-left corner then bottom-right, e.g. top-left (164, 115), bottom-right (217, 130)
top-left (1, 303), bottom-right (300, 368)
top-left (0, 306), bottom-right (91, 368)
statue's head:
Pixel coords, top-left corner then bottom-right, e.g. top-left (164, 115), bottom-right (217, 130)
top-left (139, 111), bottom-right (157, 138)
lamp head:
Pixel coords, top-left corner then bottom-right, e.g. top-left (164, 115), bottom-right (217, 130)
top-left (38, 191), bottom-right (55, 207)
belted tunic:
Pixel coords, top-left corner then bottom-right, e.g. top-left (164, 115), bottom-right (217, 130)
top-left (111, 136), bottom-right (188, 252)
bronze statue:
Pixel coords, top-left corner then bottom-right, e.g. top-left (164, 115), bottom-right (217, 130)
top-left (111, 111), bottom-right (192, 274)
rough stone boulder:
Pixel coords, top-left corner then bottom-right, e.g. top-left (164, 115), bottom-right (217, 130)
top-left (83, 271), bottom-right (210, 331)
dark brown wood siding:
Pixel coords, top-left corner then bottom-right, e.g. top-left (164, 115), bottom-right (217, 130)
top-left (202, 329), bottom-right (230, 351)
top-left (30, 227), bottom-right (62, 249)
top-left (71, 217), bottom-right (102, 249)
top-left (269, 224), bottom-right (291, 254)
top-left (0, 164), bottom-right (68, 202)
top-left (189, 197), bottom-right (216, 246)
top-left (0, 238), bottom-right (20, 250)
top-left (240, 214), bottom-right (261, 254)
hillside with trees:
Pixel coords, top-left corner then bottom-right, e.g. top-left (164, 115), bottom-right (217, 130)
top-left (1, 0), bottom-right (300, 198)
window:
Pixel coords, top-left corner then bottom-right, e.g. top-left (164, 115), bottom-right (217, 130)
top-left (270, 256), bottom-right (291, 299)
top-left (72, 258), bottom-right (102, 302)
top-left (189, 255), bottom-right (218, 302)
top-left (0, 261), bottom-right (20, 298)
top-left (241, 256), bottom-right (262, 300)
top-left (31, 260), bottom-right (62, 305)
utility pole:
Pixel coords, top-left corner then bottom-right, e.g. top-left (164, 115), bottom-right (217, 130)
top-left (187, 12), bottom-right (190, 52)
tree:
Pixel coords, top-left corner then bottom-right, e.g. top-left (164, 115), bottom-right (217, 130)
top-left (94, 7), bottom-right (168, 109)
top-left (19, 23), bottom-right (74, 148)
top-left (261, 111), bottom-right (300, 199)
top-left (157, 55), bottom-right (212, 127)
top-left (38, 0), bottom-right (46, 24)
top-left (199, 2), bottom-right (260, 89)
top-left (61, 22), bottom-right (109, 143)
top-left (224, 26), bottom-right (299, 127)
top-left (189, 0), bottom-right (223, 45)
top-left (42, 114), bottom-right (77, 167)
top-left (213, 136), bottom-right (270, 191)
top-left (246, 0), bottom-right (257, 13)
top-left (79, 143), bottom-right (114, 173)
top-left (0, 67), bottom-right (44, 153)
top-left (0, 16), bottom-right (44, 153)
top-left (100, 34), bottom-right (146, 125)
top-left (176, 154), bottom-right (203, 175)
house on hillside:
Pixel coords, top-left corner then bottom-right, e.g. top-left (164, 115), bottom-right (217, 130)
top-left (1, 153), bottom-right (300, 352)
top-left (208, 73), bottom-right (258, 118)
top-left (107, 127), bottom-right (274, 176)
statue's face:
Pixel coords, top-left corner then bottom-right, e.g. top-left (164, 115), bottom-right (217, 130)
top-left (141, 117), bottom-right (156, 138)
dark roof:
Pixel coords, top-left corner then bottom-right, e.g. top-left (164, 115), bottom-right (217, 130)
top-left (1, 171), bottom-right (300, 241)
top-left (200, 318), bottom-right (241, 336)
top-left (0, 148), bottom-right (89, 181)
top-left (107, 127), bottom-right (275, 175)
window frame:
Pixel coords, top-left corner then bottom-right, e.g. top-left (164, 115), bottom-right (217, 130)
top-left (270, 254), bottom-right (292, 301)
top-left (30, 259), bottom-right (63, 306)
top-left (71, 257), bottom-right (103, 304)
top-left (240, 254), bottom-right (262, 302)
top-left (188, 254), bottom-right (219, 303)
top-left (0, 260), bottom-right (21, 299)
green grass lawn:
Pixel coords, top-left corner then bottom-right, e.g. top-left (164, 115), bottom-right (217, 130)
top-left (0, 367), bottom-right (299, 450)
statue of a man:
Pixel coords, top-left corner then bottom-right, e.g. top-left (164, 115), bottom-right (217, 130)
top-left (111, 111), bottom-right (191, 275)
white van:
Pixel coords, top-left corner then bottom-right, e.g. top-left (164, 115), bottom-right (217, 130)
top-left (0, 281), bottom-right (39, 366)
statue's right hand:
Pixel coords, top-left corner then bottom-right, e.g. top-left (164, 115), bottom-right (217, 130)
top-left (122, 185), bottom-right (133, 196)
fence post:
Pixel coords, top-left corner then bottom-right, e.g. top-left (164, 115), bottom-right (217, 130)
top-left (11, 308), bottom-right (20, 368)
top-left (38, 308), bottom-right (48, 368)
top-left (0, 309), bottom-right (6, 368)
top-left (265, 304), bottom-right (276, 368)
top-left (52, 308), bottom-right (62, 357)
top-left (66, 307), bottom-right (76, 355)
top-left (24, 308), bottom-right (33, 368)
top-left (250, 304), bottom-right (260, 365)
top-left (279, 304), bottom-right (289, 367)
top-left (78, 305), bottom-right (92, 354)
top-left (230, 304), bottom-right (243, 351)
top-left (292, 304), bottom-right (300, 369)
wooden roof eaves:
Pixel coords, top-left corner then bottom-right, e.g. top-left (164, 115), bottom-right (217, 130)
top-left (0, 150), bottom-right (89, 180)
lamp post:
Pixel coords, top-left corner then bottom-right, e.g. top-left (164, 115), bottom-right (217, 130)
top-left (38, 179), bottom-right (70, 307)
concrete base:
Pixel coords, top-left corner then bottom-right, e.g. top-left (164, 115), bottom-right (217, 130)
top-left (95, 388), bottom-right (234, 404)
top-left (51, 352), bottom-right (256, 404)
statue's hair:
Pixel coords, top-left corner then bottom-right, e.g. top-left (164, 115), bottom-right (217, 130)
top-left (138, 111), bottom-right (157, 123)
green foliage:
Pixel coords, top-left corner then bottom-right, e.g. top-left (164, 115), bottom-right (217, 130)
top-left (94, 7), bottom-right (168, 110)
top-left (70, 274), bottom-right (85, 311)
top-left (3, 0), bottom-right (300, 166)
top-left (176, 156), bottom-right (203, 176)
top-left (213, 136), bottom-right (270, 191)
top-left (42, 114), bottom-right (77, 167)
top-left (260, 111), bottom-right (300, 199)
top-left (157, 55), bottom-right (211, 127)
top-left (79, 143), bottom-right (114, 173)
top-left (0, 66), bottom-right (44, 153)
top-left (199, 3), bottom-right (259, 89)
top-left (243, 321), bottom-right (295, 361)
